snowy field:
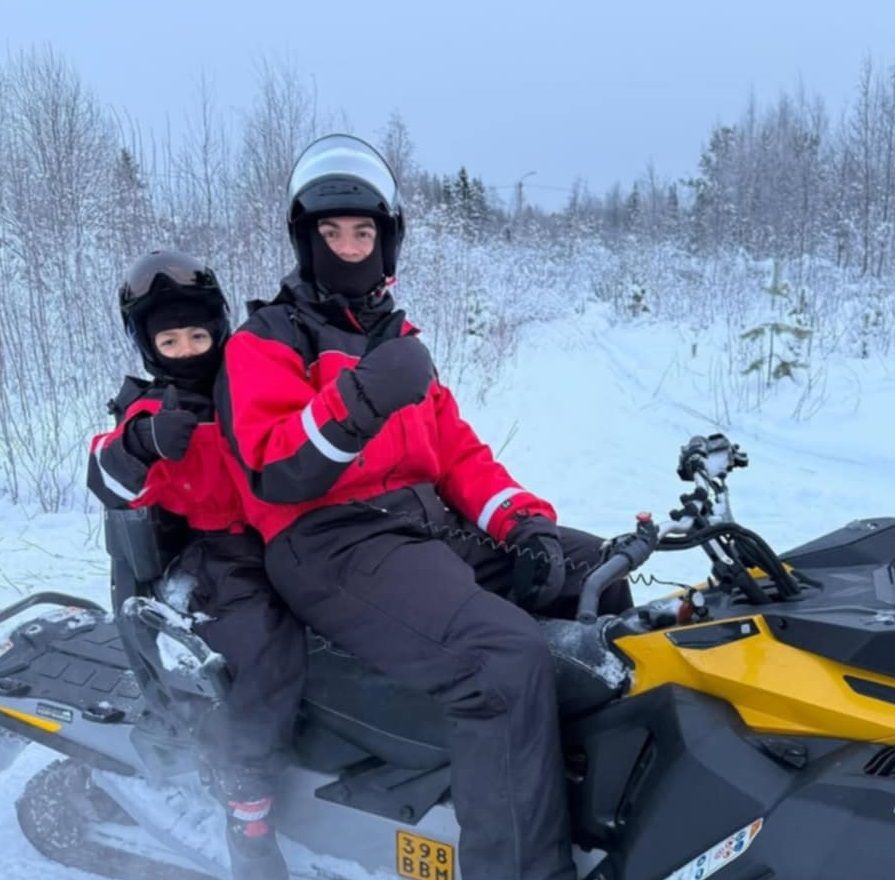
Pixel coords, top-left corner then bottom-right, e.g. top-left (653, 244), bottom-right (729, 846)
top-left (2, 301), bottom-right (894, 878)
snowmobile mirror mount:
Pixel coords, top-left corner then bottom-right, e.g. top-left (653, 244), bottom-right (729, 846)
top-left (674, 434), bottom-right (748, 532)
top-left (677, 433), bottom-right (748, 485)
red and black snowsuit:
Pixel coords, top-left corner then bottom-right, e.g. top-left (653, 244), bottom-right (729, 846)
top-left (88, 377), bottom-right (306, 777)
top-left (216, 272), bottom-right (630, 880)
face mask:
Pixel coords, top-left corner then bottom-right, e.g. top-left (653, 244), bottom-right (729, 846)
top-left (309, 228), bottom-right (385, 299)
top-left (152, 346), bottom-right (223, 396)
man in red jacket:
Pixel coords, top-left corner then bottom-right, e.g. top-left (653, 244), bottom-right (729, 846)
top-left (89, 251), bottom-right (305, 880)
top-left (216, 135), bottom-right (633, 880)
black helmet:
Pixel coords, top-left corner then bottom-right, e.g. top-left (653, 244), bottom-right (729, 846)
top-left (119, 250), bottom-right (230, 380)
top-left (286, 134), bottom-right (405, 280)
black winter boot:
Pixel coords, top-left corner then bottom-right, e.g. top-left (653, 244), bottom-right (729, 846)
top-left (223, 792), bottom-right (288, 880)
top-left (206, 766), bottom-right (289, 880)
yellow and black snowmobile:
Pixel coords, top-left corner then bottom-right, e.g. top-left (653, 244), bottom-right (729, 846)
top-left (0, 433), bottom-right (894, 880)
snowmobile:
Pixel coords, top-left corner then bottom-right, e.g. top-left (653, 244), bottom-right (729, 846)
top-left (1, 432), bottom-right (895, 880)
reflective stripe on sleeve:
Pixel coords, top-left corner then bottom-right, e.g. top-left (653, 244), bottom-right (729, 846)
top-left (476, 487), bottom-right (523, 532)
top-left (300, 404), bottom-right (357, 464)
top-left (94, 436), bottom-right (146, 503)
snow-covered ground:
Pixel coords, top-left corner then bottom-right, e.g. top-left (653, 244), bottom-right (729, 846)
top-left (1, 301), bottom-right (894, 878)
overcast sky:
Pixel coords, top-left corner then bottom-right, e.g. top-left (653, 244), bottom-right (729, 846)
top-left (7, 0), bottom-right (895, 209)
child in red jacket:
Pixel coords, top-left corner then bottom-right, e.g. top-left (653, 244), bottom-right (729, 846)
top-left (88, 250), bottom-right (304, 880)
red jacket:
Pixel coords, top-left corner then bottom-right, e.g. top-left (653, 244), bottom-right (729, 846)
top-left (88, 378), bottom-right (247, 533)
top-left (216, 277), bottom-right (555, 542)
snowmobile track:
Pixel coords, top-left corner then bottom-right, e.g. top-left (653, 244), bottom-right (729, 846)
top-left (16, 758), bottom-right (216, 880)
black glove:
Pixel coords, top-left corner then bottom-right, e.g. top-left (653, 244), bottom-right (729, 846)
top-left (341, 334), bottom-right (435, 435)
top-left (126, 386), bottom-right (199, 463)
top-left (506, 514), bottom-right (566, 612)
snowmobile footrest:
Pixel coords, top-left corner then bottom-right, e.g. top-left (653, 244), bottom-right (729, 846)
top-left (315, 758), bottom-right (450, 825)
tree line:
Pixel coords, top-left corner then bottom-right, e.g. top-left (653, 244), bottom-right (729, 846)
top-left (1, 47), bottom-right (894, 511)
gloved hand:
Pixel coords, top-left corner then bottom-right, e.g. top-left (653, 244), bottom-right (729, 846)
top-left (126, 386), bottom-right (199, 463)
top-left (344, 334), bottom-right (435, 434)
top-left (506, 514), bottom-right (566, 612)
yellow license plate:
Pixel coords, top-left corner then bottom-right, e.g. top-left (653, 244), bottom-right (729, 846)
top-left (396, 830), bottom-right (455, 880)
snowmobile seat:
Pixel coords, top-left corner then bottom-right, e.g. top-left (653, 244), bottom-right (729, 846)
top-left (303, 636), bottom-right (450, 770)
top-left (101, 507), bottom-right (626, 775)
top-left (299, 618), bottom-right (629, 773)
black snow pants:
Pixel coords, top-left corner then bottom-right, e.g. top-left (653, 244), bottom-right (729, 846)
top-left (180, 529), bottom-right (307, 788)
top-left (264, 483), bottom-right (632, 880)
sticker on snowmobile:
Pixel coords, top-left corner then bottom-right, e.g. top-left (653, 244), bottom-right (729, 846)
top-left (661, 817), bottom-right (763, 880)
top-left (35, 702), bottom-right (74, 724)
top-left (396, 829), bottom-right (454, 880)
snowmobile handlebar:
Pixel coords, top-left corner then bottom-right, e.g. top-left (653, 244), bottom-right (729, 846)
top-left (576, 554), bottom-right (631, 624)
top-left (576, 433), bottom-right (752, 624)
top-left (576, 514), bottom-right (691, 624)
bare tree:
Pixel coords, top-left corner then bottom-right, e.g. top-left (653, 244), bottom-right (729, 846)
top-left (839, 56), bottom-right (895, 277)
top-left (230, 60), bottom-right (323, 304)
top-left (149, 74), bottom-right (236, 277)
top-left (378, 111), bottom-right (417, 200)
top-left (0, 48), bottom-right (121, 508)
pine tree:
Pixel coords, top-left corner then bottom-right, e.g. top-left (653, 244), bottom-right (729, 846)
top-left (740, 261), bottom-right (812, 387)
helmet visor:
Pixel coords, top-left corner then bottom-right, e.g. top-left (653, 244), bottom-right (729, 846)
top-left (287, 134), bottom-right (398, 214)
top-left (121, 252), bottom-right (220, 308)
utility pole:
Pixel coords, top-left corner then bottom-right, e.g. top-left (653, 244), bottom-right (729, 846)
top-left (515, 170), bottom-right (537, 218)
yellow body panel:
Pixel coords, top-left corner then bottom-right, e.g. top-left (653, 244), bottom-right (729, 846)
top-left (616, 615), bottom-right (895, 744)
top-left (0, 705), bottom-right (62, 733)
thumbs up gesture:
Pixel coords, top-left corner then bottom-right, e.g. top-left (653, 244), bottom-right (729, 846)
top-left (129, 385), bottom-right (199, 462)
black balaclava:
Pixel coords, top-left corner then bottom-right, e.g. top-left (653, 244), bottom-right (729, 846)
top-left (143, 298), bottom-right (224, 395)
top-left (309, 224), bottom-right (385, 300)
